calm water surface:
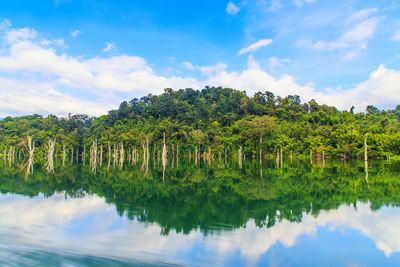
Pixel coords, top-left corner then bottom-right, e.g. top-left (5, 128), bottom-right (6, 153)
top-left (1, 159), bottom-right (400, 266)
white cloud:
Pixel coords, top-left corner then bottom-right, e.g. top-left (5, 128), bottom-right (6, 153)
top-left (295, 65), bottom-right (400, 112)
top-left (1, 33), bottom-right (399, 115)
top-left (6, 27), bottom-right (37, 44)
top-left (205, 64), bottom-right (315, 100)
top-left (392, 29), bottom-right (400, 41)
top-left (182, 61), bottom-right (195, 70)
top-left (239, 39), bottom-right (273, 54)
top-left (0, 21), bottom-right (399, 116)
top-left (0, 34), bottom-right (201, 99)
top-left (199, 62), bottom-right (227, 76)
top-left (40, 38), bottom-right (65, 48)
top-left (0, 18), bottom-right (11, 30)
top-left (0, 77), bottom-right (114, 117)
top-left (308, 18), bottom-right (378, 50)
top-left (71, 29), bottom-right (80, 38)
top-left (342, 49), bottom-right (361, 61)
top-left (102, 42), bottom-right (116, 53)
top-left (268, 56), bottom-right (290, 73)
top-left (201, 57), bottom-right (400, 112)
top-left (247, 55), bottom-right (261, 70)
top-left (226, 1), bottom-right (240, 15)
top-left (341, 18), bottom-right (378, 43)
top-left (350, 8), bottom-right (378, 21)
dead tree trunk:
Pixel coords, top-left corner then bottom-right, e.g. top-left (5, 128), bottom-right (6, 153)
top-left (119, 142), bottom-right (124, 169)
top-left (82, 144), bottom-right (86, 165)
top-left (100, 144), bottom-right (103, 167)
top-left (146, 137), bottom-right (149, 172)
top-left (71, 146), bottom-right (74, 165)
top-left (146, 136), bottom-right (150, 173)
top-left (62, 144), bottom-right (66, 167)
top-left (364, 133), bottom-right (368, 161)
top-left (45, 139), bottom-right (56, 174)
top-left (162, 133), bottom-right (167, 183)
top-left (208, 147), bottom-right (211, 165)
top-left (25, 137), bottom-right (35, 177)
top-left (195, 147), bottom-right (198, 166)
top-left (276, 150), bottom-right (279, 167)
top-left (90, 139), bottom-right (97, 173)
top-left (113, 143), bottom-right (117, 167)
top-left (108, 142), bottom-right (111, 169)
top-left (171, 146), bottom-right (175, 168)
top-left (259, 134), bottom-right (263, 164)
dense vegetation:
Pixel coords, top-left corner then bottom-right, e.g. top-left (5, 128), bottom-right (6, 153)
top-left (1, 86), bottom-right (400, 159)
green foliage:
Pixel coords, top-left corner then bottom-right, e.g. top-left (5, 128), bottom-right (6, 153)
top-left (1, 87), bottom-right (399, 159)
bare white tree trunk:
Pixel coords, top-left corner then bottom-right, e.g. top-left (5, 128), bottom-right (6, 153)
top-left (71, 146), bottom-right (74, 165)
top-left (276, 149), bottom-right (280, 168)
top-left (119, 142), bottom-right (124, 169)
top-left (162, 133), bottom-right (167, 182)
top-left (364, 133), bottom-right (368, 161)
top-left (208, 147), bottom-right (211, 165)
top-left (82, 144), bottom-right (86, 165)
top-left (108, 142), bottom-right (111, 169)
top-left (195, 147), bottom-right (198, 166)
top-left (45, 139), bottom-right (56, 174)
top-left (90, 139), bottom-right (98, 173)
top-left (146, 137), bottom-right (149, 172)
top-left (100, 144), bottom-right (103, 167)
top-left (25, 137), bottom-right (35, 177)
top-left (62, 144), bottom-right (66, 167)
top-left (113, 143), bottom-right (117, 167)
top-left (259, 134), bottom-right (263, 164)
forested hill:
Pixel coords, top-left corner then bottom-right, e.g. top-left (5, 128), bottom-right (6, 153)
top-left (1, 86), bottom-right (400, 159)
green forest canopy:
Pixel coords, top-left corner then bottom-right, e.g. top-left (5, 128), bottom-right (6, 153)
top-left (1, 86), bottom-right (400, 159)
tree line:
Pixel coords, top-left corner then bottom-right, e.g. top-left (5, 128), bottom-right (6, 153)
top-left (1, 86), bottom-right (400, 161)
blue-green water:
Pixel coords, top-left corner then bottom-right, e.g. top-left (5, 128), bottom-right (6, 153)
top-left (1, 159), bottom-right (400, 266)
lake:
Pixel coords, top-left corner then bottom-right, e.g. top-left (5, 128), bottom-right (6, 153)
top-left (1, 158), bottom-right (400, 266)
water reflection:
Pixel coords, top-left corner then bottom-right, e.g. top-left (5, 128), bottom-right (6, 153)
top-left (1, 159), bottom-right (400, 266)
top-left (2, 194), bottom-right (400, 266)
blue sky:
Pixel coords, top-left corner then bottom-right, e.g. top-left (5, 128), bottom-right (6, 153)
top-left (0, 0), bottom-right (399, 116)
